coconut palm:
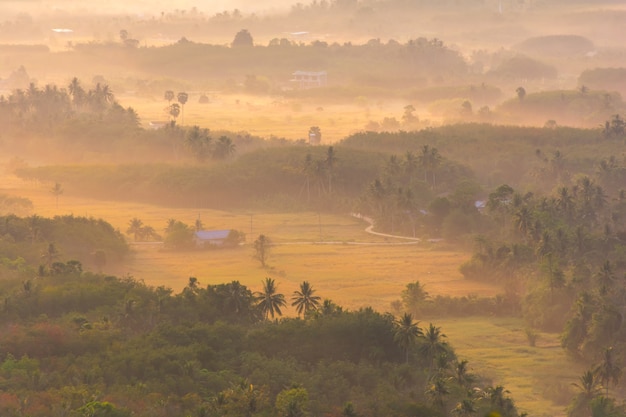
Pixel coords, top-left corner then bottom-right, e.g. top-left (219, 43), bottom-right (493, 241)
top-left (291, 281), bottom-right (321, 317)
top-left (213, 136), bottom-right (236, 159)
top-left (452, 398), bottom-right (477, 417)
top-left (569, 369), bottom-right (602, 417)
top-left (126, 218), bottom-right (144, 241)
top-left (595, 347), bottom-right (622, 396)
top-left (393, 313), bottom-right (423, 364)
top-left (596, 260), bottom-right (616, 294)
top-left (421, 323), bottom-right (448, 373)
top-left (426, 378), bottom-right (449, 411)
top-left (454, 359), bottom-right (475, 388)
top-left (255, 277), bottom-right (286, 320)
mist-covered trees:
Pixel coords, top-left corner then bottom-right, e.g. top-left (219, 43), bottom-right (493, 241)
top-left (0, 77), bottom-right (140, 149)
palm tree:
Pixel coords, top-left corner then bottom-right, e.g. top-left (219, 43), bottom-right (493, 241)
top-left (454, 359), bottom-right (475, 389)
top-left (595, 347), bottom-right (621, 396)
top-left (452, 398), bottom-right (477, 417)
top-left (68, 77), bottom-right (85, 108)
top-left (404, 150), bottom-right (418, 186)
top-left (393, 313), bottom-right (423, 364)
top-left (301, 153), bottom-right (313, 202)
top-left (485, 385), bottom-right (509, 410)
top-left (419, 145), bottom-right (442, 189)
top-left (185, 125), bottom-right (212, 162)
top-left (213, 136), bottom-right (236, 159)
top-left (596, 260), bottom-right (616, 294)
top-left (421, 323), bottom-right (447, 373)
top-left (169, 103), bottom-right (180, 125)
top-left (224, 281), bottom-right (250, 315)
top-left (51, 182), bottom-right (63, 209)
top-left (426, 378), bottom-right (449, 411)
top-left (42, 242), bottom-right (60, 269)
top-left (255, 277), bottom-right (286, 320)
top-left (291, 281), bottom-right (321, 317)
top-left (318, 299), bottom-right (342, 316)
top-left (164, 90), bottom-right (174, 104)
top-left (177, 91), bottom-right (189, 125)
top-left (569, 370), bottom-right (602, 417)
top-left (325, 146), bottom-right (337, 195)
top-left (126, 218), bottom-right (144, 241)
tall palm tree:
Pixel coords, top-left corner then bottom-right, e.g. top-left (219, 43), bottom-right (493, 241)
top-left (595, 347), bottom-right (622, 396)
top-left (177, 91), bottom-right (189, 125)
top-left (51, 182), bottom-right (63, 209)
top-left (225, 281), bottom-right (251, 315)
top-left (596, 260), bottom-right (616, 294)
top-left (421, 323), bottom-right (447, 373)
top-left (393, 313), bottom-right (423, 364)
top-left (213, 136), bottom-right (236, 159)
top-left (454, 359), bottom-right (475, 389)
top-left (301, 153), bottom-right (313, 202)
top-left (291, 281), bottom-right (321, 317)
top-left (169, 103), bottom-right (180, 124)
top-left (568, 370), bottom-right (601, 417)
top-left (164, 90), bottom-right (175, 104)
top-left (255, 278), bottom-right (286, 320)
top-left (325, 146), bottom-right (337, 195)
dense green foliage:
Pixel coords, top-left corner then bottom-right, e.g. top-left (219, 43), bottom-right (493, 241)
top-left (0, 214), bottom-right (128, 272)
top-left (0, 249), bottom-right (523, 417)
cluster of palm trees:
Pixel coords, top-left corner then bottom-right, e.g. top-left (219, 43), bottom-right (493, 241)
top-left (68, 77), bottom-right (115, 112)
top-left (184, 126), bottom-right (236, 162)
top-left (393, 312), bottom-right (521, 416)
top-left (0, 77), bottom-right (137, 131)
top-left (164, 90), bottom-right (188, 125)
top-left (125, 218), bottom-right (161, 242)
top-left (254, 278), bottom-right (321, 320)
top-left (300, 146), bottom-right (337, 202)
top-left (363, 145), bottom-right (443, 235)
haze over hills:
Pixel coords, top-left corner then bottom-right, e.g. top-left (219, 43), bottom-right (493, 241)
top-left (1, 1), bottom-right (626, 417)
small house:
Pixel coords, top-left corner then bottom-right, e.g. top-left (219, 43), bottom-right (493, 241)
top-left (291, 71), bottom-right (327, 89)
top-left (194, 230), bottom-right (231, 248)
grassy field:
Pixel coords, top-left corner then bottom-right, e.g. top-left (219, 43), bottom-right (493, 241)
top-left (439, 317), bottom-right (584, 417)
top-left (0, 170), bottom-right (584, 417)
top-left (0, 172), bottom-right (495, 312)
top-left (119, 93), bottom-right (425, 143)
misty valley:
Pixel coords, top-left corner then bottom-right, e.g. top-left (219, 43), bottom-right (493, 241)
top-left (0, 1), bottom-right (626, 416)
